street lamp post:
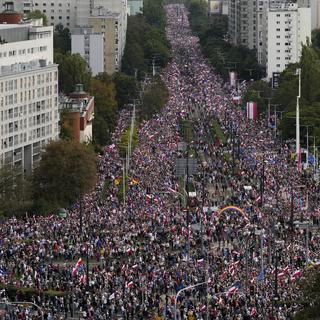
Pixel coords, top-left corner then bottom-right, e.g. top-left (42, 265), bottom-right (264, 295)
top-left (296, 68), bottom-right (302, 169)
top-left (174, 282), bottom-right (207, 320)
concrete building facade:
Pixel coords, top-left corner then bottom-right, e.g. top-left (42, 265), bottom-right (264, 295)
top-left (265, 2), bottom-right (311, 80)
top-left (0, 15), bottom-right (59, 174)
top-left (71, 27), bottom-right (104, 75)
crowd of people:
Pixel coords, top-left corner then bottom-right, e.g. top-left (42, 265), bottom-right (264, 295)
top-left (0, 4), bottom-right (319, 320)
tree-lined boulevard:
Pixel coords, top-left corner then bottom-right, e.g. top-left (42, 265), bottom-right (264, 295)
top-left (1, 3), bottom-right (320, 320)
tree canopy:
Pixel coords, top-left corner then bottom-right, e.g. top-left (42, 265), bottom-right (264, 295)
top-left (32, 140), bottom-right (97, 213)
top-left (275, 45), bottom-right (320, 145)
top-left (54, 52), bottom-right (92, 94)
top-left (140, 76), bottom-right (169, 120)
top-left (122, 0), bottom-right (171, 77)
top-left (91, 75), bottom-right (118, 147)
top-left (187, 0), bottom-right (264, 81)
top-left (295, 268), bottom-right (320, 319)
top-left (26, 10), bottom-right (48, 26)
top-left (54, 23), bottom-right (71, 54)
top-left (0, 165), bottom-right (32, 217)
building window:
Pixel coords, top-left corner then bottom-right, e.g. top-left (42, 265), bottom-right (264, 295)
top-left (276, 64), bottom-right (280, 67)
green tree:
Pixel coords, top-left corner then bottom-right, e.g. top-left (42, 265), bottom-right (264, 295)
top-left (54, 23), bottom-right (71, 53)
top-left (312, 28), bottom-right (320, 50)
top-left (140, 77), bottom-right (169, 120)
top-left (54, 52), bottom-right (91, 94)
top-left (91, 78), bottom-right (118, 147)
top-left (113, 72), bottom-right (138, 108)
top-left (295, 268), bottom-right (320, 319)
top-left (122, 5), bottom-right (171, 77)
top-left (32, 140), bottom-right (97, 213)
top-left (26, 10), bottom-right (48, 26)
top-left (0, 165), bottom-right (32, 217)
top-left (300, 45), bottom-right (320, 104)
top-left (243, 90), bottom-right (267, 115)
top-left (59, 110), bottom-right (75, 141)
top-left (143, 0), bottom-right (166, 30)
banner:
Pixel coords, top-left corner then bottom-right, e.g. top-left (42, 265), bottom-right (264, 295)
top-left (229, 71), bottom-right (237, 87)
top-left (210, 0), bottom-right (222, 14)
top-left (232, 96), bottom-right (242, 105)
top-left (246, 102), bottom-right (257, 120)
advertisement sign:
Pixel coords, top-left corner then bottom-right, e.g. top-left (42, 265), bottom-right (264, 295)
top-left (272, 72), bottom-right (281, 89)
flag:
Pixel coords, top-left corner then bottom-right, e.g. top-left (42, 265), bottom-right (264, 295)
top-left (75, 258), bottom-right (83, 269)
top-left (126, 248), bottom-right (134, 254)
top-left (246, 102), bottom-right (257, 120)
top-left (0, 268), bottom-right (7, 277)
top-left (227, 286), bottom-right (238, 297)
top-left (200, 305), bottom-right (206, 312)
top-left (79, 274), bottom-right (87, 284)
top-left (127, 281), bottom-right (134, 288)
top-left (291, 270), bottom-right (302, 279)
top-left (251, 307), bottom-right (257, 316)
top-left (72, 267), bottom-right (78, 277)
top-left (168, 187), bottom-right (179, 194)
top-left (277, 272), bottom-right (285, 278)
top-left (197, 258), bottom-right (204, 266)
top-left (257, 271), bottom-right (264, 282)
top-left (283, 266), bottom-right (290, 274)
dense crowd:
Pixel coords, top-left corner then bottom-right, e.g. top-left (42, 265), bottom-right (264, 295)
top-left (0, 4), bottom-right (319, 320)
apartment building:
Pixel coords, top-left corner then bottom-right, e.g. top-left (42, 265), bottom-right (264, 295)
top-left (71, 27), bottom-right (104, 75)
top-left (0, 12), bottom-right (59, 174)
top-left (0, 1), bottom-right (127, 29)
top-left (88, 9), bottom-right (121, 74)
top-left (264, 2), bottom-right (311, 80)
top-left (72, 2), bottom-right (127, 75)
top-left (228, 0), bottom-right (257, 49)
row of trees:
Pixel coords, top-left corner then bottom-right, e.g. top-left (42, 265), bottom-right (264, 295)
top-left (186, 0), bottom-right (264, 81)
top-left (122, 0), bottom-right (171, 77)
top-left (275, 44), bottom-right (320, 145)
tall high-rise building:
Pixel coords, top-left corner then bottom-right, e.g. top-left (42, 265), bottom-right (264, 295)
top-left (0, 7), bottom-right (59, 174)
top-left (228, 0), bottom-right (261, 49)
top-left (71, 1), bottom-right (127, 75)
top-left (263, 2), bottom-right (311, 80)
top-left (0, 0), bottom-right (127, 30)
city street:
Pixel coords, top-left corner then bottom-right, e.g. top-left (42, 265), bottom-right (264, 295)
top-left (0, 3), bottom-right (320, 320)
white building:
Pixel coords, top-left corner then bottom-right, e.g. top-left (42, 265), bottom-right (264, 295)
top-left (264, 2), bottom-right (311, 80)
top-left (128, 0), bottom-right (143, 15)
top-left (71, 27), bottom-right (104, 75)
top-left (0, 16), bottom-right (59, 174)
top-left (292, 1), bottom-right (320, 30)
top-left (72, 2), bottom-right (127, 75)
top-left (0, 0), bottom-right (127, 29)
